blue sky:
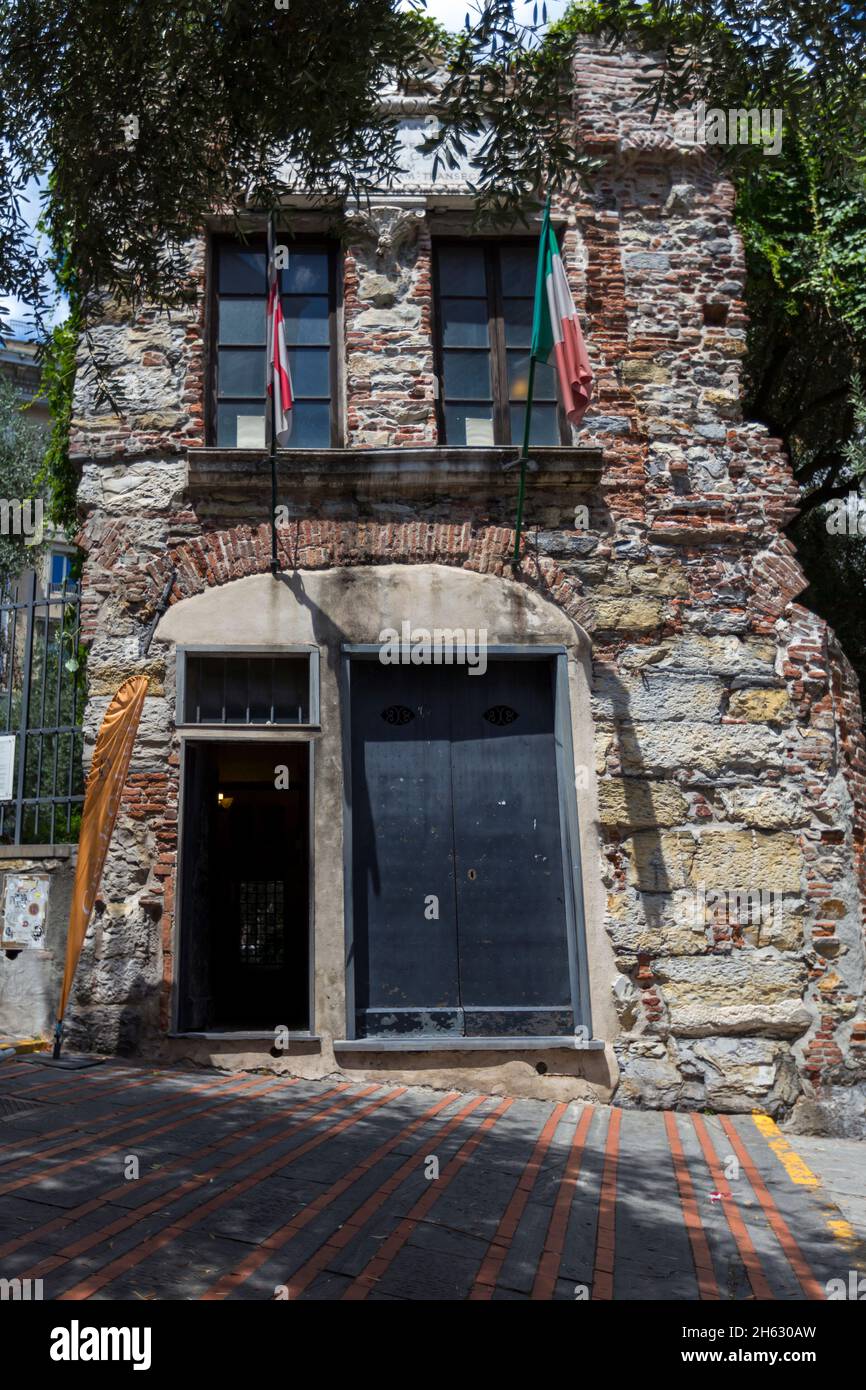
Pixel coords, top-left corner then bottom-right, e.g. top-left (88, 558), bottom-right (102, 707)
top-left (422, 0), bottom-right (570, 28)
top-left (0, 179), bottom-right (61, 337)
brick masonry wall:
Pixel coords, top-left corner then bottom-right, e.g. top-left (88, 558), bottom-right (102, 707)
top-left (66, 39), bottom-right (866, 1134)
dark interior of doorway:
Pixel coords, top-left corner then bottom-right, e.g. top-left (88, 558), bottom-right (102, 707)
top-left (178, 741), bottom-right (309, 1032)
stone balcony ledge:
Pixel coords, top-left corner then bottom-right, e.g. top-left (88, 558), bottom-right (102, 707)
top-left (186, 445), bottom-right (605, 503)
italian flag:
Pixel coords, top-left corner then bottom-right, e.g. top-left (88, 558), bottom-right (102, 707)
top-left (267, 216), bottom-right (294, 446)
top-left (531, 200), bottom-right (592, 425)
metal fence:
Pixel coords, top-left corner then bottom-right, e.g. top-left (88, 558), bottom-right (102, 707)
top-left (0, 570), bottom-right (85, 845)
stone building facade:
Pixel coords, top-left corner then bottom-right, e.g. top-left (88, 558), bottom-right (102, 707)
top-left (67, 40), bottom-right (866, 1135)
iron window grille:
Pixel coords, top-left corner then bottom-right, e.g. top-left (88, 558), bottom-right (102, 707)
top-left (238, 880), bottom-right (286, 970)
top-left (177, 649), bottom-right (320, 728)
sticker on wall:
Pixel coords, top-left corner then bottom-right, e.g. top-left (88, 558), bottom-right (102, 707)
top-left (0, 734), bottom-right (15, 802)
top-left (2, 874), bottom-right (49, 948)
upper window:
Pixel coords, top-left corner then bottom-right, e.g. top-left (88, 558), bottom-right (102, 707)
top-left (212, 237), bottom-right (338, 449)
top-left (434, 240), bottom-right (564, 448)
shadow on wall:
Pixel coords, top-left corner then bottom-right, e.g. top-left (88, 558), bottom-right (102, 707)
top-left (63, 966), bottom-right (160, 1056)
top-left (598, 659), bottom-right (811, 1118)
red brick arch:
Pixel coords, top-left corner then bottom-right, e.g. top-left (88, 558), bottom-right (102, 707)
top-left (162, 521), bottom-right (596, 634)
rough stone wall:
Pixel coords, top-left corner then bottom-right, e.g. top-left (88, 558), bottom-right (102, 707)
top-left (344, 209), bottom-right (438, 447)
top-left (67, 39), bottom-right (866, 1133)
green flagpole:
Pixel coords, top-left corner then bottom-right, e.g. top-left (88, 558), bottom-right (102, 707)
top-left (511, 357), bottom-right (536, 566)
top-left (512, 193), bottom-right (552, 568)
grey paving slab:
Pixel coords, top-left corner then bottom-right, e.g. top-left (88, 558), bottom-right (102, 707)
top-left (417, 1163), bottom-right (523, 1242)
top-left (494, 1196), bottom-right (559, 1295)
top-left (373, 1240), bottom-right (480, 1300)
top-left (557, 1109), bottom-right (607, 1286)
top-left (95, 1231), bottom-right (260, 1301)
top-left (309, 1210), bottom-right (405, 1278)
top-left (613, 1110), bottom-right (701, 1301)
top-left (299, 1269), bottom-right (354, 1300)
top-left (404, 1215), bottom-right (489, 1267)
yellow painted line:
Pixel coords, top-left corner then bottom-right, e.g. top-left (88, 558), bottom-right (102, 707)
top-left (751, 1112), bottom-right (820, 1187)
top-left (0, 1037), bottom-right (46, 1055)
top-left (827, 1219), bottom-right (856, 1241)
top-left (751, 1111), bottom-right (863, 1256)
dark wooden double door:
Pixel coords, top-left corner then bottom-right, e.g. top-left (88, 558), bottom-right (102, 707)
top-left (349, 657), bottom-right (577, 1039)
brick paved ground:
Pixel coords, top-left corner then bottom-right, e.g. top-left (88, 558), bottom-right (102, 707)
top-left (0, 1060), bottom-right (863, 1302)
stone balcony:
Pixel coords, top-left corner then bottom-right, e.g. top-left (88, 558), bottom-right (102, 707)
top-left (185, 446), bottom-right (605, 516)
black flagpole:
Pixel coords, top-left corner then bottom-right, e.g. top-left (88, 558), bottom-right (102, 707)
top-left (268, 212), bottom-right (279, 577)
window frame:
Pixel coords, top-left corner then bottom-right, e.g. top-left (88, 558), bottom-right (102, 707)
top-left (432, 236), bottom-right (570, 448)
top-left (48, 548), bottom-right (78, 595)
top-left (175, 645), bottom-right (321, 730)
top-left (207, 232), bottom-right (342, 449)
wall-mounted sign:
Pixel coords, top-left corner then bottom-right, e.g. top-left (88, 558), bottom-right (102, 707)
top-left (0, 734), bottom-right (15, 802)
top-left (2, 874), bottom-right (49, 948)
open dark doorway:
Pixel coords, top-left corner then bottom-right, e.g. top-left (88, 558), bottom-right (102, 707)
top-left (178, 741), bottom-right (309, 1032)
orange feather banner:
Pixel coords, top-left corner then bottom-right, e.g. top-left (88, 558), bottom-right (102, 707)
top-left (54, 675), bottom-right (148, 1057)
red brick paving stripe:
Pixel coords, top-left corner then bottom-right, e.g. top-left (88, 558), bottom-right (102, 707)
top-left (0, 1061), bottom-right (84, 1094)
top-left (23, 1081), bottom-right (348, 1283)
top-left (0, 1069), bottom-right (200, 1156)
top-left (0, 1071), bottom-right (239, 1178)
top-left (591, 1107), bottom-right (620, 1300)
top-left (0, 1066), bottom-right (128, 1100)
top-left (202, 1090), bottom-right (465, 1300)
top-left (719, 1116), bottom-right (826, 1302)
top-left (531, 1104), bottom-right (594, 1300)
top-left (1, 1067), bottom-right (200, 1100)
top-left (0, 1060), bottom-right (35, 1082)
top-left (55, 1086), bottom-right (405, 1300)
top-left (470, 1101), bottom-right (569, 1300)
top-left (664, 1112), bottom-right (719, 1301)
top-left (15, 1070), bottom-right (164, 1106)
top-left (9, 1062), bottom-right (172, 1095)
top-left (0, 1076), bottom-right (299, 1264)
top-left (0, 1075), bottom-right (276, 1205)
top-left (280, 1094), bottom-right (487, 1302)
top-left (691, 1114), bottom-right (774, 1301)
top-left (0, 1067), bottom-right (261, 1189)
top-left (341, 1097), bottom-right (513, 1302)
top-left (0, 1067), bottom-right (149, 1109)
top-left (25, 1067), bottom-right (192, 1105)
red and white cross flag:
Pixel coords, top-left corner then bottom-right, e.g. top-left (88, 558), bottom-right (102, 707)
top-left (267, 217), bottom-right (294, 446)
